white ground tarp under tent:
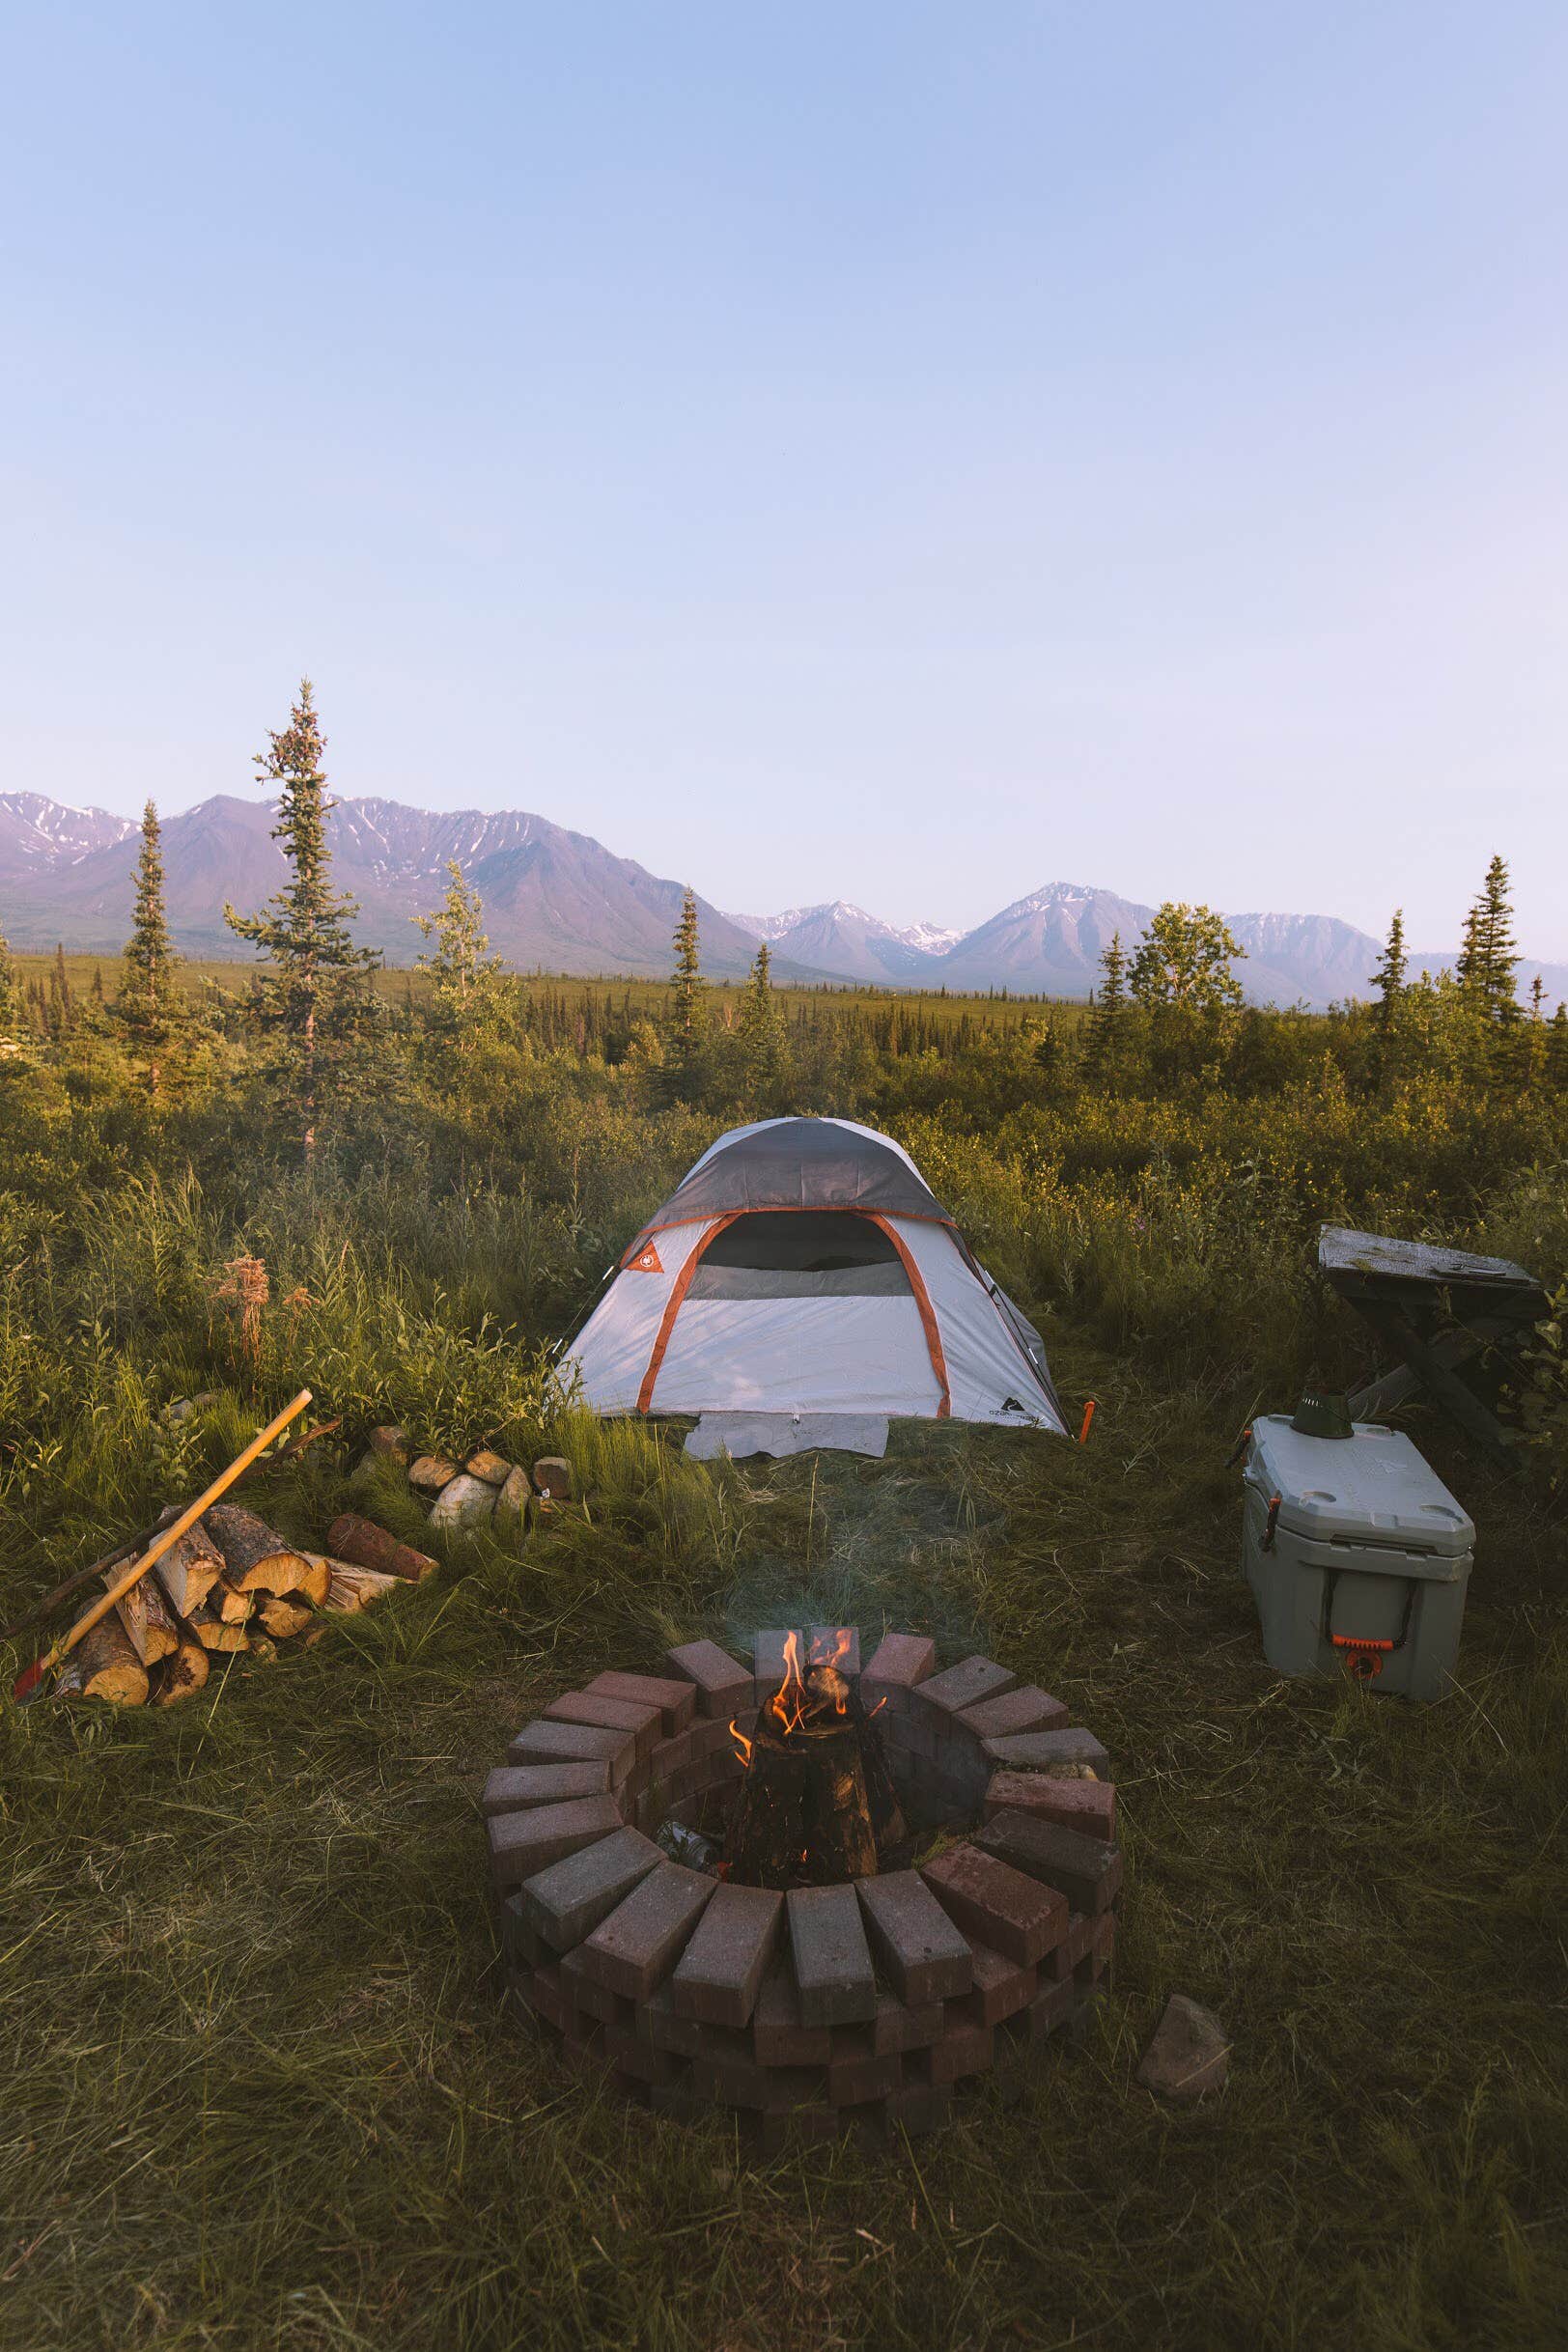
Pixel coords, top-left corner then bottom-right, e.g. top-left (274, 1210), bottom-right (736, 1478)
top-left (561, 1117), bottom-right (1067, 1434)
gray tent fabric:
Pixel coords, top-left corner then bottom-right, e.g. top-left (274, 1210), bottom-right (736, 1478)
top-left (568, 1116), bottom-right (1069, 1434)
top-left (687, 1262), bottom-right (910, 1301)
top-left (685, 1412), bottom-right (891, 1461)
top-left (978, 1269), bottom-right (1058, 1394)
top-left (626, 1117), bottom-right (949, 1254)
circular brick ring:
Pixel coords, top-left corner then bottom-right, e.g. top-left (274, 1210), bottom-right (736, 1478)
top-left (486, 1629), bottom-right (1122, 2144)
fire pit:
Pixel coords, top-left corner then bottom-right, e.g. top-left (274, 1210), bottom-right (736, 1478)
top-left (486, 1629), bottom-right (1121, 2143)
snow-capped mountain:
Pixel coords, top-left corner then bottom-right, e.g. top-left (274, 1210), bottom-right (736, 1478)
top-left (0, 793), bottom-right (817, 979)
top-left (4, 791), bottom-right (1564, 1006)
top-left (937, 883), bottom-right (1153, 994)
top-left (725, 901), bottom-right (963, 983)
top-left (0, 791), bottom-right (135, 881)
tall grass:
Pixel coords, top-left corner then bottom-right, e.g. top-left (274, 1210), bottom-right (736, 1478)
top-left (1, 1000), bottom-right (1565, 2350)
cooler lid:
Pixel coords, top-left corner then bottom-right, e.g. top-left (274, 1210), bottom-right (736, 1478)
top-left (1247, 1416), bottom-right (1474, 1555)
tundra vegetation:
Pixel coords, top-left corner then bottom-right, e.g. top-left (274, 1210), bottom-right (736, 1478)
top-left (0, 705), bottom-right (1564, 2350)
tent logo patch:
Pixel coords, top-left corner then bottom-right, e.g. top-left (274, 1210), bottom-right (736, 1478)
top-left (630, 1243), bottom-right (663, 1274)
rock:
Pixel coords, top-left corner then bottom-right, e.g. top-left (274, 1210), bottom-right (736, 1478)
top-left (495, 1465), bottom-right (531, 1525)
top-left (165, 1392), bottom-right (218, 1423)
top-left (408, 1455), bottom-right (460, 1496)
top-left (532, 1456), bottom-right (574, 1501)
top-left (1135, 1995), bottom-right (1230, 2102)
top-left (368, 1425), bottom-right (410, 1464)
top-left (429, 1472), bottom-right (498, 1533)
top-left (465, 1448), bottom-right (512, 1487)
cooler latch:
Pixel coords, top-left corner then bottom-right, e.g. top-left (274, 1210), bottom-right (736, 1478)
top-left (1330, 1635), bottom-right (1393, 1682)
top-left (1324, 1574), bottom-right (1418, 1682)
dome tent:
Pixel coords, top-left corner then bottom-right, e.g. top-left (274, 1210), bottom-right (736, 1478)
top-left (563, 1117), bottom-right (1067, 1432)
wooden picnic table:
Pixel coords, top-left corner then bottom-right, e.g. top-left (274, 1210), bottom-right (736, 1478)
top-left (1318, 1225), bottom-right (1550, 1464)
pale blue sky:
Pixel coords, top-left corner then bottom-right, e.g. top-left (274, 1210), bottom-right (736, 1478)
top-left (3, 4), bottom-right (1566, 952)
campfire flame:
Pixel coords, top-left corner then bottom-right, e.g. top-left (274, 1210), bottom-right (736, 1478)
top-left (768, 1630), bottom-right (810, 1737)
top-left (729, 1629), bottom-right (865, 1765)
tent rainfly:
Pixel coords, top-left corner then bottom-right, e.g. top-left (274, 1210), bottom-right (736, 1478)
top-left (562, 1117), bottom-right (1067, 1432)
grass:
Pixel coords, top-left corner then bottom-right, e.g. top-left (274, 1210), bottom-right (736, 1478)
top-left (12, 950), bottom-right (1085, 1029)
top-left (3, 1330), bottom-right (1564, 2352)
top-left (3, 983), bottom-right (1566, 2350)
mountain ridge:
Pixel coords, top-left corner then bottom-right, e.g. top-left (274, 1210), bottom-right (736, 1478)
top-left (3, 790), bottom-right (1564, 1007)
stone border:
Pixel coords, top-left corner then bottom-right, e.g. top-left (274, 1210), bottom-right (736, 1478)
top-left (486, 1631), bottom-right (1121, 2145)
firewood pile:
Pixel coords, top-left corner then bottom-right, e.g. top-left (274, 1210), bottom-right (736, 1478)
top-left (370, 1424), bottom-right (580, 1534)
top-left (19, 1405), bottom-right (578, 1713)
top-left (43, 1411), bottom-right (582, 1712)
top-left (53, 1500), bottom-right (437, 1708)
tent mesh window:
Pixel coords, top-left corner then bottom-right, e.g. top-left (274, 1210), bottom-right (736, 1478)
top-left (686, 1210), bottom-right (912, 1301)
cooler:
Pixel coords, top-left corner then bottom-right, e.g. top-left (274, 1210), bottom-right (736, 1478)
top-left (1240, 1415), bottom-right (1474, 1699)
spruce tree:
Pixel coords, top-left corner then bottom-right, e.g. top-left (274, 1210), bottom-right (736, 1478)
top-left (411, 860), bottom-right (507, 1050)
top-left (1549, 1003), bottom-right (1568, 1092)
top-left (1084, 931), bottom-right (1130, 1077)
top-left (1369, 909), bottom-right (1408, 1032)
top-left (224, 681), bottom-right (382, 1158)
top-left (1455, 854), bottom-right (1520, 1019)
top-left (49, 941), bottom-right (73, 1038)
top-left (737, 938), bottom-right (790, 1108)
top-left (0, 919), bottom-right (16, 1041)
top-left (113, 800), bottom-right (187, 1096)
top-left (662, 887), bottom-right (709, 1102)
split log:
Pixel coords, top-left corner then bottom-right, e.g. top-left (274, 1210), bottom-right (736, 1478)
top-left (256, 1592), bottom-right (313, 1638)
top-left (326, 1514), bottom-right (437, 1584)
top-left (151, 1520), bottom-right (225, 1616)
top-left (726, 1711), bottom-right (878, 1890)
top-left (322, 1561), bottom-right (402, 1612)
top-left (187, 1600), bottom-right (249, 1652)
top-left (288, 1552), bottom-right (331, 1607)
top-left (108, 1564), bottom-right (179, 1667)
top-left (76, 1609), bottom-right (150, 1705)
top-left (204, 1504), bottom-right (314, 1596)
top-left (151, 1626), bottom-right (210, 1705)
top-left (214, 1578), bottom-right (254, 1624)
top-left (846, 1676), bottom-right (908, 1858)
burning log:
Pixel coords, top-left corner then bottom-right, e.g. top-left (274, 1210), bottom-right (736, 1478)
top-left (726, 1714), bottom-right (878, 1890)
top-left (725, 1634), bottom-right (881, 1891)
top-left (845, 1675), bottom-right (908, 1857)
